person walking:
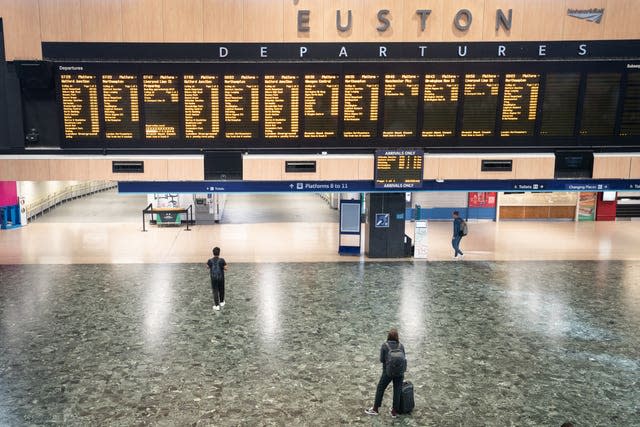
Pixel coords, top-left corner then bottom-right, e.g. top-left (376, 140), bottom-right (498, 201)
top-left (365, 328), bottom-right (407, 418)
top-left (206, 247), bottom-right (227, 311)
top-left (452, 210), bottom-right (465, 260)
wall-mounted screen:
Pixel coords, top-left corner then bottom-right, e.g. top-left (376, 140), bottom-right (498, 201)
top-left (374, 149), bottom-right (424, 189)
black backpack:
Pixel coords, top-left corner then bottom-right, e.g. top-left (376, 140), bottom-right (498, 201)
top-left (385, 342), bottom-right (406, 378)
top-left (460, 219), bottom-right (468, 236)
top-left (211, 258), bottom-right (223, 281)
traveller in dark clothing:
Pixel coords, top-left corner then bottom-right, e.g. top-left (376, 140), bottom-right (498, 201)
top-left (452, 210), bottom-right (464, 259)
top-left (206, 247), bottom-right (227, 311)
top-left (365, 328), bottom-right (407, 418)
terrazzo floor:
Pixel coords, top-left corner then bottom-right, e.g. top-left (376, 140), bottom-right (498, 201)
top-left (1, 261), bottom-right (639, 426)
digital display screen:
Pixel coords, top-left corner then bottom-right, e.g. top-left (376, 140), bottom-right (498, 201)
top-left (539, 74), bottom-right (580, 137)
top-left (102, 74), bottom-right (140, 139)
top-left (224, 74), bottom-right (260, 139)
top-left (183, 74), bottom-right (220, 139)
top-left (60, 74), bottom-right (100, 139)
top-left (264, 74), bottom-right (299, 139)
top-left (382, 74), bottom-right (419, 138)
top-left (304, 74), bottom-right (339, 138)
top-left (461, 73), bottom-right (500, 137)
top-left (620, 73), bottom-right (640, 136)
top-left (500, 73), bottom-right (540, 137)
top-left (143, 74), bottom-right (180, 139)
top-left (374, 149), bottom-right (424, 189)
top-left (343, 74), bottom-right (379, 138)
top-left (422, 74), bottom-right (459, 138)
top-left (580, 73), bottom-right (621, 136)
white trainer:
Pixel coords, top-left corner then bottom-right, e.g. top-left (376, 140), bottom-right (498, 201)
top-left (220, 301), bottom-right (225, 307)
top-left (213, 305), bottom-right (220, 311)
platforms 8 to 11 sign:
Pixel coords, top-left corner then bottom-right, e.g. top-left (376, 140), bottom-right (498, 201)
top-left (374, 149), bottom-right (424, 189)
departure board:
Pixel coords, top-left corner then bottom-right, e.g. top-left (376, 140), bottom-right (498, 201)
top-left (102, 74), bottom-right (140, 139)
top-left (461, 74), bottom-right (500, 137)
top-left (303, 74), bottom-right (339, 138)
top-left (343, 74), bottom-right (379, 138)
top-left (382, 74), bottom-right (420, 138)
top-left (224, 75), bottom-right (260, 139)
top-left (580, 73), bottom-right (621, 136)
top-left (60, 74), bottom-right (100, 139)
top-left (143, 74), bottom-right (180, 139)
top-left (539, 74), bottom-right (580, 137)
top-left (183, 75), bottom-right (219, 139)
top-left (620, 73), bottom-right (640, 136)
top-left (422, 74), bottom-right (460, 137)
top-left (264, 75), bottom-right (299, 139)
top-left (500, 73), bottom-right (540, 137)
top-left (374, 149), bottom-right (424, 189)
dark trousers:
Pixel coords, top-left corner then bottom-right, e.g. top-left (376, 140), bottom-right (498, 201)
top-left (211, 279), bottom-right (225, 305)
top-left (452, 235), bottom-right (463, 256)
top-left (374, 371), bottom-right (403, 411)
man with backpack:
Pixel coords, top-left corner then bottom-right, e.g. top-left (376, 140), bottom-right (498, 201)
top-left (452, 210), bottom-right (467, 260)
top-left (206, 247), bottom-right (227, 311)
top-left (365, 328), bottom-right (408, 418)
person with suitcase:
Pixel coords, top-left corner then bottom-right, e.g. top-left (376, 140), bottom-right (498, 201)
top-left (364, 328), bottom-right (409, 418)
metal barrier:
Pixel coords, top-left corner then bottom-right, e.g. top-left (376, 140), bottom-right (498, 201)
top-left (142, 204), bottom-right (194, 232)
top-left (25, 181), bottom-right (118, 221)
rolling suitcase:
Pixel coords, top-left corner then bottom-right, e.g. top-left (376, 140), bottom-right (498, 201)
top-left (398, 381), bottom-right (415, 414)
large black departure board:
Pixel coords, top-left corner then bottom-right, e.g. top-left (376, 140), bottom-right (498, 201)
top-left (374, 149), bottom-right (424, 189)
top-left (264, 75), bottom-right (299, 139)
top-left (102, 74), bottom-right (140, 139)
top-left (183, 74), bottom-right (219, 139)
top-left (382, 74), bottom-right (419, 138)
top-left (422, 74), bottom-right (459, 138)
top-left (500, 73), bottom-right (540, 137)
top-left (224, 74), bottom-right (260, 139)
top-left (143, 74), bottom-right (180, 139)
top-left (304, 74), bottom-right (339, 138)
top-left (539, 74), bottom-right (580, 137)
top-left (620, 73), bottom-right (640, 136)
top-left (60, 74), bottom-right (100, 139)
top-left (343, 74), bottom-right (379, 138)
top-left (461, 74), bottom-right (500, 137)
top-left (580, 73), bottom-right (621, 136)
top-left (55, 60), bottom-right (639, 148)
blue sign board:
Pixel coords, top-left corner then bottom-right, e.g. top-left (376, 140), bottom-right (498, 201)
top-left (375, 213), bottom-right (390, 228)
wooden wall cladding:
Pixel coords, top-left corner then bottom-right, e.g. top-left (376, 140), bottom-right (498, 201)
top-left (630, 157), bottom-right (640, 179)
top-left (424, 155), bottom-right (555, 180)
top-left (499, 206), bottom-right (576, 220)
top-left (242, 156), bottom-right (373, 181)
top-left (2, 0), bottom-right (640, 60)
top-left (592, 155), bottom-right (632, 179)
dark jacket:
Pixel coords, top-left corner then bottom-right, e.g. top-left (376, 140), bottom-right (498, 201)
top-left (453, 217), bottom-right (464, 238)
top-left (380, 340), bottom-right (407, 371)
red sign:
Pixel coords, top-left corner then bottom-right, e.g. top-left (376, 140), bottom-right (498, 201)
top-left (468, 192), bottom-right (497, 208)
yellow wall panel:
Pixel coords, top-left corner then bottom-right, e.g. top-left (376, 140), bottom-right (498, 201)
top-left (283, 0), bottom-right (324, 42)
top-left (441, 0), bottom-right (485, 41)
top-left (203, 0), bottom-right (244, 42)
top-left (122, 0), bottom-right (163, 41)
top-left (167, 158), bottom-right (205, 180)
top-left (363, 0), bottom-right (404, 41)
top-left (522, 0), bottom-right (566, 41)
top-left (81, 0), bottom-right (123, 41)
top-left (323, 0), bottom-right (365, 42)
top-left (592, 155), bottom-right (631, 179)
top-left (0, 0), bottom-right (42, 59)
top-left (243, 0), bottom-right (284, 42)
top-left (402, 0), bottom-right (444, 42)
top-left (39, 0), bottom-right (83, 41)
top-left (481, 0), bottom-right (524, 41)
top-left (163, 0), bottom-right (204, 42)
top-left (604, 0), bottom-right (636, 39)
top-left (562, 0), bottom-right (606, 40)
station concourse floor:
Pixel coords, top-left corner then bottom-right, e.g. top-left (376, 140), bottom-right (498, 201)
top-left (0, 192), bottom-right (639, 425)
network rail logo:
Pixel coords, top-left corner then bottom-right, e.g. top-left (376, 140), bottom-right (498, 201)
top-left (567, 8), bottom-right (605, 23)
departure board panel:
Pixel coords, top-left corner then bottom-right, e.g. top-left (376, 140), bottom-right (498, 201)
top-left (461, 74), bottom-right (500, 137)
top-left (224, 75), bottom-right (260, 139)
top-left (143, 74), bottom-right (180, 139)
top-left (303, 74), bottom-right (339, 138)
top-left (539, 74), bottom-right (580, 137)
top-left (620, 73), bottom-right (640, 136)
top-left (580, 73), bottom-right (621, 136)
top-left (422, 74), bottom-right (460, 138)
top-left (60, 74), bottom-right (100, 139)
top-left (343, 74), bottom-right (379, 138)
top-left (500, 73), bottom-right (540, 137)
top-left (183, 75), bottom-right (219, 139)
top-left (382, 74), bottom-right (419, 138)
top-left (102, 74), bottom-right (140, 139)
top-left (264, 75), bottom-right (299, 139)
top-left (374, 149), bottom-right (424, 189)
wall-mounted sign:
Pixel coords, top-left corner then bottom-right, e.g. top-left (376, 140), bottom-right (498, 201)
top-left (374, 150), bottom-right (424, 189)
top-left (375, 213), bottom-right (390, 228)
